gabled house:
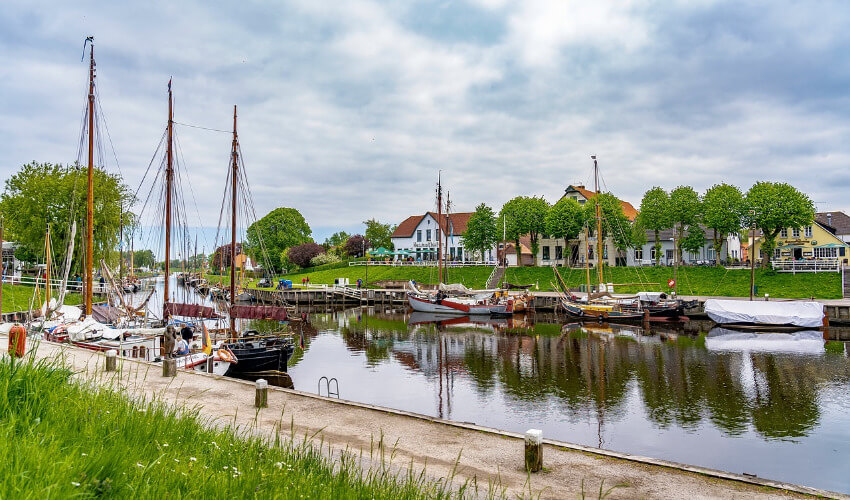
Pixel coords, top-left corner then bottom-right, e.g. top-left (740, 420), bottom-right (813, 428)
top-left (749, 220), bottom-right (849, 265)
top-left (815, 212), bottom-right (850, 243)
top-left (628, 226), bottom-right (741, 266)
top-left (391, 212), bottom-right (493, 262)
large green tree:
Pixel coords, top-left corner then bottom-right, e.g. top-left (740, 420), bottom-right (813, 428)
top-left (245, 207), bottom-right (312, 272)
top-left (745, 182), bottom-right (815, 268)
top-left (324, 231), bottom-right (349, 248)
top-left (463, 203), bottom-right (499, 262)
top-left (131, 249), bottom-right (156, 269)
top-left (637, 187), bottom-right (672, 265)
top-left (669, 186), bottom-right (702, 266)
top-left (702, 183), bottom-right (744, 266)
top-left (0, 162), bottom-right (131, 273)
top-left (363, 219), bottom-right (396, 250)
top-left (545, 198), bottom-right (586, 261)
top-left (499, 196), bottom-right (549, 266)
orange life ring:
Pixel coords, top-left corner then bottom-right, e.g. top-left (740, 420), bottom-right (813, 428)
top-left (217, 348), bottom-right (235, 364)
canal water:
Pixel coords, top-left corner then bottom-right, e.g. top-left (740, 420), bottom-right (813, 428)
top-left (281, 307), bottom-right (850, 494)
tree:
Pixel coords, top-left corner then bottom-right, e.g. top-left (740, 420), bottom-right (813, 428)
top-left (545, 198), bottom-right (586, 263)
top-left (288, 242), bottom-right (325, 268)
top-left (637, 187), bottom-right (672, 265)
top-left (745, 182), bottom-right (815, 268)
top-left (702, 183), bottom-right (744, 266)
top-left (363, 219), bottom-right (396, 250)
top-left (669, 186), bottom-right (702, 266)
top-left (498, 196), bottom-right (549, 266)
top-left (131, 249), bottom-right (156, 269)
top-left (0, 162), bottom-right (132, 273)
top-left (324, 231), bottom-right (349, 249)
top-left (344, 235), bottom-right (370, 257)
top-left (211, 243), bottom-right (242, 270)
top-left (680, 227), bottom-right (706, 256)
top-left (463, 203), bottom-right (499, 262)
top-left (245, 207), bottom-right (312, 272)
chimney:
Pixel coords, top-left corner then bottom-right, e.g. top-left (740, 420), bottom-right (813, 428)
top-left (827, 213), bottom-right (833, 226)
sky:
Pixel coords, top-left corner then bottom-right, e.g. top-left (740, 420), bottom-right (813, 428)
top-left (2, 0), bottom-right (850, 247)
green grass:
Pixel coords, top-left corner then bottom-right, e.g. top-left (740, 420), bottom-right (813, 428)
top-left (213, 264), bottom-right (841, 299)
top-left (1, 284), bottom-right (84, 313)
top-left (503, 265), bottom-right (842, 299)
top-left (0, 356), bottom-right (468, 499)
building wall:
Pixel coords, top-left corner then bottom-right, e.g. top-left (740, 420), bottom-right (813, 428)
top-left (391, 213), bottom-right (496, 262)
top-left (749, 222), bottom-right (849, 264)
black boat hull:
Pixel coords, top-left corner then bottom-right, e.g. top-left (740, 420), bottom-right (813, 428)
top-left (223, 341), bottom-right (295, 377)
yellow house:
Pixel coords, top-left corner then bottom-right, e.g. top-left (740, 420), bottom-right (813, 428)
top-left (749, 221), bottom-right (849, 264)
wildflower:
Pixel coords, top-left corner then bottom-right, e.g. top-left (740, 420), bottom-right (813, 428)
top-left (81, 453), bottom-right (88, 457)
top-left (223, 466), bottom-right (229, 470)
top-left (189, 457), bottom-right (197, 462)
top-left (71, 482), bottom-right (81, 487)
top-left (174, 459), bottom-right (179, 463)
top-left (162, 443), bottom-right (169, 447)
top-left (274, 462), bottom-right (283, 469)
top-left (136, 463), bottom-right (145, 468)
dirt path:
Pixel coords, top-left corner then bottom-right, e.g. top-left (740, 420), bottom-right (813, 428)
top-left (5, 338), bottom-right (844, 499)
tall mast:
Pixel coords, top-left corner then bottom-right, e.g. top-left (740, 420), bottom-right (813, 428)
top-left (46, 224), bottom-right (52, 308)
top-left (164, 78), bottom-right (174, 318)
top-left (85, 38), bottom-right (95, 317)
top-left (229, 105), bottom-right (238, 338)
top-left (0, 219), bottom-right (4, 314)
top-left (592, 155), bottom-right (603, 289)
top-left (584, 225), bottom-right (591, 292)
top-left (119, 210), bottom-right (124, 282)
top-left (437, 172), bottom-right (443, 284)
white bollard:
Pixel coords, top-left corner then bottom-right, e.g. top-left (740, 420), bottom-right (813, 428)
top-left (105, 350), bottom-right (117, 372)
top-left (255, 379), bottom-right (269, 408)
top-left (525, 429), bottom-right (543, 472)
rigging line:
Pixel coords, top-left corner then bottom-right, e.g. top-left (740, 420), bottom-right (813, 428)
top-left (131, 128), bottom-right (168, 203)
top-left (94, 88), bottom-right (124, 178)
top-left (598, 168), bottom-right (653, 289)
top-left (172, 121), bottom-right (232, 134)
top-left (173, 132), bottom-right (209, 244)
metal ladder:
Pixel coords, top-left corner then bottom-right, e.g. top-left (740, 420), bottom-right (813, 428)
top-left (318, 376), bottom-right (339, 398)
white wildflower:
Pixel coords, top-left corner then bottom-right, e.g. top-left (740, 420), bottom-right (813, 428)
top-left (71, 482), bottom-right (80, 487)
top-left (136, 463), bottom-right (145, 468)
top-left (81, 453), bottom-right (88, 457)
top-left (189, 457), bottom-right (197, 462)
top-left (162, 443), bottom-right (169, 447)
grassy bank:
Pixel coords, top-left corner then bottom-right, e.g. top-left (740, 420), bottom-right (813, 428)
top-left (208, 264), bottom-right (841, 299)
top-left (1, 283), bottom-right (84, 313)
top-left (0, 356), bottom-right (456, 498)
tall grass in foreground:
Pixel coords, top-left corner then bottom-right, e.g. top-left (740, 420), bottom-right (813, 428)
top-left (0, 356), bottom-right (473, 499)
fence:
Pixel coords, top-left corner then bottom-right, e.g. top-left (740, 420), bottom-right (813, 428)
top-left (770, 260), bottom-right (842, 273)
top-left (348, 260), bottom-right (493, 267)
top-left (2, 275), bottom-right (110, 293)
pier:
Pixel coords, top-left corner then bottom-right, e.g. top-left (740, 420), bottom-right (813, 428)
top-left (1, 337), bottom-right (839, 499)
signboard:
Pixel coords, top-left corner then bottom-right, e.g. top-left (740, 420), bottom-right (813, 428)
top-left (412, 242), bottom-right (435, 248)
top-left (803, 251), bottom-right (813, 257)
top-left (667, 279), bottom-right (676, 288)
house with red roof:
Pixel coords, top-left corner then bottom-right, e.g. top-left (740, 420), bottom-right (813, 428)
top-left (390, 211), bottom-right (497, 263)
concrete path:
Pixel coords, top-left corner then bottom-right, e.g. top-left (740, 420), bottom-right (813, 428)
top-left (4, 338), bottom-right (844, 499)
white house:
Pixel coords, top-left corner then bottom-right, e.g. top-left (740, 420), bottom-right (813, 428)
top-left (390, 212), bottom-right (497, 263)
top-left (628, 227), bottom-right (741, 266)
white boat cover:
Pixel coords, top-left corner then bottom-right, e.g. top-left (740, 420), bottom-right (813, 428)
top-left (704, 299), bottom-right (824, 327)
top-left (637, 292), bottom-right (664, 302)
top-left (706, 328), bottom-right (824, 354)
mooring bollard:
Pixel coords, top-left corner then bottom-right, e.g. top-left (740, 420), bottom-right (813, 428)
top-left (163, 358), bottom-right (177, 378)
top-left (255, 379), bottom-right (269, 408)
top-left (525, 429), bottom-right (543, 472)
top-left (105, 350), bottom-right (117, 372)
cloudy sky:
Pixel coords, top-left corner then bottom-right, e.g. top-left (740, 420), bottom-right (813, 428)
top-left (2, 0), bottom-right (850, 246)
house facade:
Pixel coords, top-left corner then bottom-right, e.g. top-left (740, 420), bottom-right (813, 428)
top-left (537, 185), bottom-right (639, 267)
top-left (816, 211), bottom-right (850, 243)
top-left (749, 220), bottom-right (849, 265)
top-left (627, 227), bottom-right (741, 266)
top-left (391, 212), bottom-right (496, 263)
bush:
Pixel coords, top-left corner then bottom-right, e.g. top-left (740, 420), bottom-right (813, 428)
top-left (288, 243), bottom-right (325, 268)
top-left (310, 252), bottom-right (340, 267)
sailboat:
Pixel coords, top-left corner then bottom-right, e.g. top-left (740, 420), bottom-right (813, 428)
top-left (558, 156), bottom-right (645, 321)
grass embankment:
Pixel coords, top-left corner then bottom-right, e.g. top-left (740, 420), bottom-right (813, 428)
top-left (505, 266), bottom-right (842, 299)
top-left (0, 356), bottom-right (455, 498)
top-left (211, 265), bottom-right (841, 299)
top-left (1, 284), bottom-right (83, 314)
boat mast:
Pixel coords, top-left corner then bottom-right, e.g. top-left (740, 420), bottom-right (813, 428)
top-left (119, 210), bottom-right (124, 282)
top-left (229, 105), bottom-right (238, 338)
top-left (85, 38), bottom-right (95, 317)
top-left (593, 155), bottom-right (603, 290)
top-left (584, 225), bottom-right (591, 292)
top-left (437, 172), bottom-right (443, 284)
top-left (0, 219), bottom-right (4, 314)
top-left (164, 79), bottom-right (174, 318)
top-left (46, 224), bottom-right (51, 309)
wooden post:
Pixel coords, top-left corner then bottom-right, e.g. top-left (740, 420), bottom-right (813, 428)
top-left (823, 308), bottom-right (830, 340)
top-left (255, 379), bottom-right (268, 408)
top-left (105, 349), bottom-right (117, 372)
top-left (525, 429), bottom-right (543, 472)
top-left (163, 358), bottom-right (177, 377)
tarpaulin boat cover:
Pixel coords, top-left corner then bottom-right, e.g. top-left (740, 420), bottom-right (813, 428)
top-left (704, 299), bottom-right (824, 327)
top-left (230, 305), bottom-right (288, 321)
top-left (164, 303), bottom-right (219, 319)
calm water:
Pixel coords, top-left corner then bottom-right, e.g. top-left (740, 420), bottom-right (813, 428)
top-left (281, 308), bottom-right (850, 494)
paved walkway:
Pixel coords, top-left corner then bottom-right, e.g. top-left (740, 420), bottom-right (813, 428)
top-left (3, 338), bottom-right (844, 499)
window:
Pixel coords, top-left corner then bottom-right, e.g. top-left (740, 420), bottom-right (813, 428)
top-left (578, 199), bottom-right (586, 204)
top-left (542, 246), bottom-right (550, 260)
top-left (780, 228), bottom-right (788, 238)
top-left (651, 247), bottom-right (658, 260)
top-left (666, 249), bottom-right (674, 261)
top-left (588, 247), bottom-right (595, 260)
top-left (426, 229), bottom-right (431, 241)
top-left (706, 248), bottom-right (716, 260)
top-left (417, 230), bottom-right (422, 242)
top-left (457, 248), bottom-right (463, 261)
top-left (732, 250), bottom-right (738, 259)
top-left (774, 248), bottom-right (781, 258)
top-left (814, 247), bottom-right (838, 258)
top-left (436, 229), bottom-right (440, 241)
top-left (634, 248), bottom-right (643, 261)
top-left (805, 226), bottom-right (813, 238)
top-left (555, 245), bottom-right (563, 260)
top-left (792, 228), bottom-right (800, 238)
top-left (603, 246), bottom-right (608, 259)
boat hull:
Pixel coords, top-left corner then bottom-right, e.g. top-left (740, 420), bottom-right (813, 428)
top-left (407, 294), bottom-right (494, 315)
top-left (561, 300), bottom-right (646, 321)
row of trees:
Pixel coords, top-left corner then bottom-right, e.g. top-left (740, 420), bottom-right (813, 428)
top-left (461, 181), bottom-right (814, 268)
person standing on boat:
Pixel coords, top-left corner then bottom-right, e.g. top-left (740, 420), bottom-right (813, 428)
top-left (175, 336), bottom-right (190, 356)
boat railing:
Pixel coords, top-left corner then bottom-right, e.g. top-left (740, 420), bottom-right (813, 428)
top-left (770, 259), bottom-right (841, 273)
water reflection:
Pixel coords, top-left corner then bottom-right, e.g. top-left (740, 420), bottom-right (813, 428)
top-left (280, 308), bottom-right (850, 492)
